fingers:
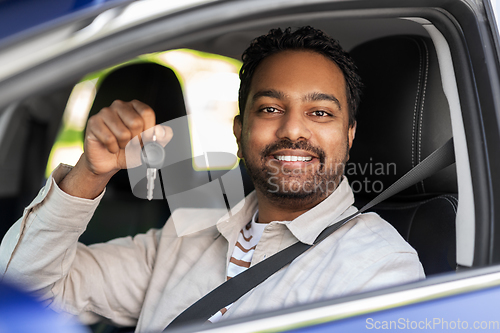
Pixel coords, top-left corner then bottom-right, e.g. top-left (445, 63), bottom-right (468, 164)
top-left (86, 100), bottom-right (158, 154)
top-left (130, 99), bottom-right (156, 130)
top-left (152, 125), bottom-right (173, 147)
top-left (87, 114), bottom-right (121, 154)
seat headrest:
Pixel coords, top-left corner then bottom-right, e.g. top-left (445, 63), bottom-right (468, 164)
top-left (348, 35), bottom-right (457, 198)
top-left (89, 62), bottom-right (187, 123)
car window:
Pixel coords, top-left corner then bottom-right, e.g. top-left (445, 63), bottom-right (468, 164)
top-left (492, 0), bottom-right (500, 27)
top-left (46, 49), bottom-right (241, 176)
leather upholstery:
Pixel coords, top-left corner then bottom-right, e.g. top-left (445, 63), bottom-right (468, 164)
top-left (349, 36), bottom-right (457, 197)
top-left (370, 195), bottom-right (457, 275)
top-left (349, 36), bottom-right (457, 274)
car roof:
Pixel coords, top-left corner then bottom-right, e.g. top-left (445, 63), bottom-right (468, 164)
top-left (0, 0), bottom-right (132, 44)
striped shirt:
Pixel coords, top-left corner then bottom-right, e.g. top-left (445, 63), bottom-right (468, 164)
top-left (208, 211), bottom-right (266, 323)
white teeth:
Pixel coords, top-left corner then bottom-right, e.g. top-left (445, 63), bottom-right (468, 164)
top-left (276, 155), bottom-right (313, 162)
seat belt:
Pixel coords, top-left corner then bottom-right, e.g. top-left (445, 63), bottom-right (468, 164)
top-left (165, 138), bottom-right (455, 330)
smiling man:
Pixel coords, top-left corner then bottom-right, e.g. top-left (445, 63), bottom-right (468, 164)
top-left (235, 48), bottom-right (355, 222)
top-left (0, 27), bottom-right (424, 332)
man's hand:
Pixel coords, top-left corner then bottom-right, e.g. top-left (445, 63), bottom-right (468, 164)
top-left (59, 100), bottom-right (173, 199)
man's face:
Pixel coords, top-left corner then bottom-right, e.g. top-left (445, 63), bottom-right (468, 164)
top-left (234, 50), bottom-right (356, 208)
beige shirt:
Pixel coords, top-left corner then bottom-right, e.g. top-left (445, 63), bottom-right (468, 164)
top-left (0, 165), bottom-right (425, 332)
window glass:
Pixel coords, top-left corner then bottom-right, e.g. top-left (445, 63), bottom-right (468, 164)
top-left (159, 50), bottom-right (241, 170)
top-left (46, 78), bottom-right (98, 177)
top-left (46, 50), bottom-right (241, 176)
top-left (492, 0), bottom-right (500, 34)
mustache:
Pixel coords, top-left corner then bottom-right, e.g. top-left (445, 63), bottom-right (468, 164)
top-left (261, 139), bottom-right (325, 162)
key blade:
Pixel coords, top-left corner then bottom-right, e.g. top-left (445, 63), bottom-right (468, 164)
top-left (146, 168), bottom-right (157, 201)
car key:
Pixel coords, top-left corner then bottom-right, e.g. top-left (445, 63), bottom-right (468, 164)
top-left (146, 167), bottom-right (157, 201)
top-left (141, 134), bottom-right (166, 200)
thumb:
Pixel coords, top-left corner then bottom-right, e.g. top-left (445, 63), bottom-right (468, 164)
top-left (154, 125), bottom-right (173, 147)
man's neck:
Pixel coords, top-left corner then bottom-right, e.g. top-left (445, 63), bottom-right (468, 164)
top-left (254, 190), bottom-right (328, 223)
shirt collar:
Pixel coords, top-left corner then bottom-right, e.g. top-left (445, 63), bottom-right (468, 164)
top-left (216, 191), bottom-right (258, 248)
top-left (282, 176), bottom-right (356, 245)
top-left (216, 176), bottom-right (355, 246)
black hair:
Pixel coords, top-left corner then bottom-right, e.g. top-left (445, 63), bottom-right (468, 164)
top-left (238, 26), bottom-right (362, 127)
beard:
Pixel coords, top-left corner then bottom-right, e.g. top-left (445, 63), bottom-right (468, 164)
top-left (241, 138), bottom-right (350, 206)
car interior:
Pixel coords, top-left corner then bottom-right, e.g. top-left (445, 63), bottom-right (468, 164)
top-left (349, 34), bottom-right (457, 275)
top-left (0, 1), bottom-right (487, 331)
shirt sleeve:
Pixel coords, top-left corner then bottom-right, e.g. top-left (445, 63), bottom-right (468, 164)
top-left (340, 251), bottom-right (425, 296)
top-left (0, 164), bottom-right (160, 327)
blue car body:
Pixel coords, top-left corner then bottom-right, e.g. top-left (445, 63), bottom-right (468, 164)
top-left (0, 0), bottom-right (124, 42)
top-left (1, 0), bottom-right (500, 332)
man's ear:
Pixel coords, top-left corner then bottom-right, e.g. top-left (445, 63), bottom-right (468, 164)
top-left (233, 115), bottom-right (243, 159)
top-left (348, 121), bottom-right (356, 149)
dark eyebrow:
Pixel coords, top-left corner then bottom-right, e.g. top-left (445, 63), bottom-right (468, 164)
top-left (304, 92), bottom-right (341, 110)
top-left (251, 89), bottom-right (286, 103)
top-left (251, 90), bottom-right (341, 110)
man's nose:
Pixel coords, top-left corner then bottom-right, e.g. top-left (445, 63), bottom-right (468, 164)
top-left (275, 110), bottom-right (311, 141)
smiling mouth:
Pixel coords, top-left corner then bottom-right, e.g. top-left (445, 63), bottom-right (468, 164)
top-left (274, 155), bottom-right (313, 162)
top-left (269, 149), bottom-right (319, 164)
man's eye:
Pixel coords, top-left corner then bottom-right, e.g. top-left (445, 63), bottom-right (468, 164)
top-left (261, 107), bottom-right (280, 113)
top-left (311, 110), bottom-right (331, 117)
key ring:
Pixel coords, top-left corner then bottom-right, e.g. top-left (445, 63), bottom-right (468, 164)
top-left (141, 132), bottom-right (165, 169)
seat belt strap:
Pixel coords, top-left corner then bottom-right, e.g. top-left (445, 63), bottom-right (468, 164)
top-left (165, 138), bottom-right (455, 330)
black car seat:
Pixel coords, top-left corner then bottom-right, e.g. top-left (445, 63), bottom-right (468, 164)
top-left (79, 62), bottom-right (189, 245)
top-left (348, 36), bottom-right (457, 275)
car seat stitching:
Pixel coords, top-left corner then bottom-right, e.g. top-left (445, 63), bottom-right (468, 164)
top-left (418, 42), bottom-right (429, 193)
top-left (440, 196), bottom-right (457, 214)
top-left (411, 39), bottom-right (423, 170)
